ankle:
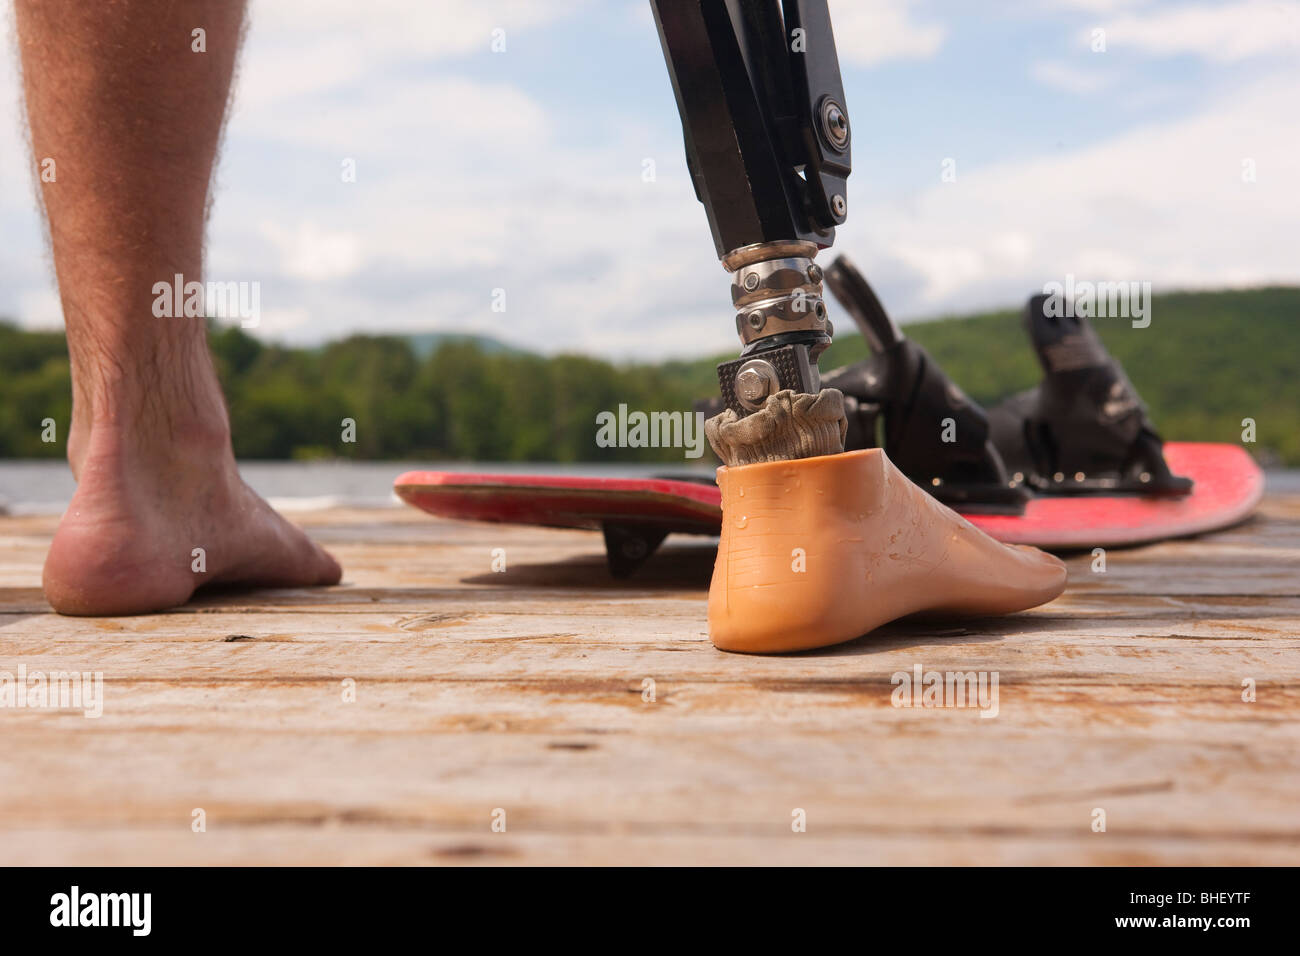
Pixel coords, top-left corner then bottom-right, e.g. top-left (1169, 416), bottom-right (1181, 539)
top-left (82, 412), bottom-right (233, 471)
top-left (67, 418), bottom-right (90, 480)
top-left (68, 321), bottom-right (231, 450)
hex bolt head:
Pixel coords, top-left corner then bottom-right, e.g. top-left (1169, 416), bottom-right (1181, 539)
top-left (735, 367), bottom-right (771, 403)
top-left (742, 271), bottom-right (760, 292)
top-left (831, 194), bottom-right (847, 218)
top-left (747, 310), bottom-right (765, 330)
top-left (807, 263), bottom-right (823, 284)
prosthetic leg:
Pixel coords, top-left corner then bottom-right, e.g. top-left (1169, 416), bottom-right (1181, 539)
top-left (650, 0), bottom-right (847, 445)
top-left (653, 1), bottom-right (1066, 653)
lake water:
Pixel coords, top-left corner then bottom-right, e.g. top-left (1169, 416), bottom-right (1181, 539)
top-left (2, 459), bottom-right (1295, 516)
top-left (0, 459), bottom-right (721, 515)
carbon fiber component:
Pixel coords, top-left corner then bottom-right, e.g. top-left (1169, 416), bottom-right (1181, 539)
top-left (651, 2), bottom-right (852, 424)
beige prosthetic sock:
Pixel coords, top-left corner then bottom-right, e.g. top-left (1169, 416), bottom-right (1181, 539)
top-left (706, 388), bottom-right (848, 465)
top-left (705, 432), bottom-right (1068, 654)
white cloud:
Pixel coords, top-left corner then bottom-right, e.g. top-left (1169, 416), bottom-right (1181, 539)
top-left (249, 0), bottom-right (566, 53)
top-left (237, 0), bottom-right (582, 105)
top-left (15, 288), bottom-right (61, 330)
top-left (1093, 0), bottom-right (1300, 62)
top-left (829, 0), bottom-right (947, 66)
top-left (1049, 0), bottom-right (1152, 13)
top-left (0, 13), bottom-right (38, 225)
top-left (1031, 59), bottom-right (1115, 93)
top-left (257, 221), bottom-right (362, 281)
top-left (834, 74), bottom-right (1300, 318)
top-left (237, 76), bottom-right (548, 151)
top-left (256, 306), bottom-right (314, 335)
top-left (4, 0), bottom-right (1299, 364)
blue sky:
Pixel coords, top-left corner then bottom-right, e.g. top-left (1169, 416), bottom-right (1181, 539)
top-left (2, 0), bottom-right (1297, 358)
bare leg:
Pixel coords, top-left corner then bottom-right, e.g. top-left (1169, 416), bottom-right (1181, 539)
top-left (16, 0), bottom-right (341, 614)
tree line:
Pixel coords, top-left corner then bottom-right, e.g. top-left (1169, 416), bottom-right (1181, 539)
top-left (0, 286), bottom-right (1295, 465)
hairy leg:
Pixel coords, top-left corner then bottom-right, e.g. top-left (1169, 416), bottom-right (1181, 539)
top-left (16, 0), bottom-right (341, 614)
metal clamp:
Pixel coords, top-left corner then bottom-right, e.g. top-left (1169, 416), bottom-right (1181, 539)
top-left (725, 241), bottom-right (831, 347)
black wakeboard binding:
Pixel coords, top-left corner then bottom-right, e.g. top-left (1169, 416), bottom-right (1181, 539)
top-left (822, 256), bottom-right (1028, 515)
top-left (987, 293), bottom-right (1193, 497)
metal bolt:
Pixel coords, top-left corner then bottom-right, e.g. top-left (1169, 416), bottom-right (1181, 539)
top-left (831, 194), bottom-right (847, 218)
top-left (747, 310), bottom-right (765, 331)
top-left (821, 100), bottom-right (850, 150)
top-left (828, 106), bottom-right (846, 138)
top-left (807, 263), bottom-right (823, 284)
top-left (736, 367), bottom-right (771, 403)
top-left (742, 271), bottom-right (760, 292)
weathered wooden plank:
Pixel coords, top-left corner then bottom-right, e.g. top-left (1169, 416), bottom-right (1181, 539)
top-left (3, 828), bottom-right (1296, 866)
top-left (1, 679), bottom-right (1293, 737)
top-left (7, 586), bottom-right (1300, 622)
top-left (0, 494), bottom-right (1296, 866)
top-left (1, 726), bottom-right (1297, 838)
top-left (3, 605), bottom-right (1299, 644)
top-left (2, 635), bottom-right (1298, 684)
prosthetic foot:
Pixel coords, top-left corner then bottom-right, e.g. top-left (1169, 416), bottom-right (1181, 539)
top-left (708, 447), bottom-right (1067, 654)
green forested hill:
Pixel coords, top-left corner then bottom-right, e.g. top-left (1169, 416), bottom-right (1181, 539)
top-left (1, 286), bottom-right (1296, 463)
top-left (657, 286), bottom-right (1300, 465)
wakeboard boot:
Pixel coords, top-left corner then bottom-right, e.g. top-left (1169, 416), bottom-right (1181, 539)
top-left (987, 294), bottom-right (1193, 497)
top-left (822, 256), bottom-right (1029, 515)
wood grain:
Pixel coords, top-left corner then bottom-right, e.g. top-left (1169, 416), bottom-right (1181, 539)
top-left (1, 494), bottom-right (1297, 865)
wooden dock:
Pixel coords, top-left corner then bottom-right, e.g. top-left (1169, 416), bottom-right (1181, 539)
top-left (1, 493), bottom-right (1298, 866)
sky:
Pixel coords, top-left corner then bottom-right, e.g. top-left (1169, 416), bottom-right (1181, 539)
top-left (1, 0), bottom-right (1297, 360)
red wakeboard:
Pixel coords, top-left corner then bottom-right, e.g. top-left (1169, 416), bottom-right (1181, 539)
top-left (394, 442), bottom-right (1263, 575)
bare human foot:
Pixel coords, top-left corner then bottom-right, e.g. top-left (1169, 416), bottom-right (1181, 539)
top-left (17, 0), bottom-right (341, 615)
top-left (44, 424), bottom-right (341, 616)
top-left (709, 448), bottom-right (1068, 653)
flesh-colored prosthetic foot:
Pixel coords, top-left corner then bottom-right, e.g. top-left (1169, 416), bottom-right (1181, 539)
top-left (709, 448), bottom-right (1068, 653)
